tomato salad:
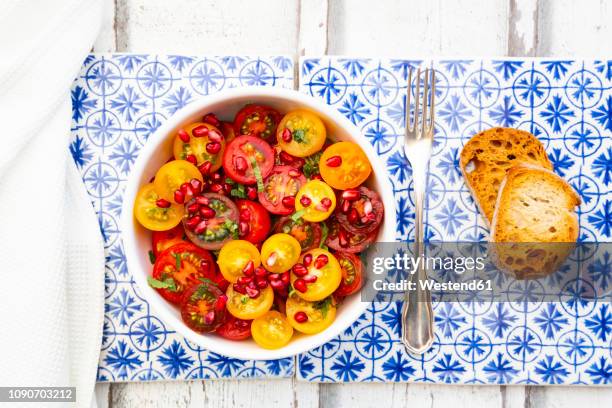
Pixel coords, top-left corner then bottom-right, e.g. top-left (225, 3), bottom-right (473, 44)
top-left (134, 104), bottom-right (383, 350)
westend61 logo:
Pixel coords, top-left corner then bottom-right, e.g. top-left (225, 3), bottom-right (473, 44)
top-left (360, 242), bottom-right (612, 303)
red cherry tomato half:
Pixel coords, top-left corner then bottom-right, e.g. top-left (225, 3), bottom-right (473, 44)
top-left (336, 186), bottom-right (384, 235)
top-left (219, 121), bottom-right (236, 143)
top-left (233, 104), bottom-right (281, 142)
top-left (151, 243), bottom-right (216, 305)
top-left (183, 193), bottom-right (239, 251)
top-left (223, 135), bottom-right (275, 185)
top-left (257, 165), bottom-right (307, 215)
top-left (273, 216), bottom-right (322, 252)
top-left (180, 282), bottom-right (226, 333)
top-left (152, 224), bottom-right (187, 256)
top-left (216, 316), bottom-right (252, 340)
top-left (326, 218), bottom-right (378, 254)
top-left (333, 252), bottom-right (363, 297)
top-left (236, 199), bottom-right (271, 244)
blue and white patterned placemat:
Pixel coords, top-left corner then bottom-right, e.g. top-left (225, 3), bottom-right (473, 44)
top-left (69, 54), bottom-right (295, 382)
top-left (297, 57), bottom-right (612, 384)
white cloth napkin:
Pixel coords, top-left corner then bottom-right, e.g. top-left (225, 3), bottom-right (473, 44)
top-left (0, 1), bottom-right (105, 407)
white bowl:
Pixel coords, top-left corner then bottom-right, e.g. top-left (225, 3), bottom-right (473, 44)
top-left (122, 87), bottom-right (396, 360)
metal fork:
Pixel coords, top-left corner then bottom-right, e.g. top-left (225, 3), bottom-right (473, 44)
top-left (400, 67), bottom-right (436, 354)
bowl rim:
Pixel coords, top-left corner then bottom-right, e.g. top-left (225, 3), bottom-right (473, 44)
top-left (121, 86), bottom-right (397, 360)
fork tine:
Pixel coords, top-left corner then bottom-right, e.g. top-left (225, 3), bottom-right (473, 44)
top-left (405, 68), bottom-right (413, 133)
top-left (415, 67), bottom-right (421, 138)
top-left (429, 69), bottom-right (436, 136)
top-left (420, 68), bottom-right (429, 137)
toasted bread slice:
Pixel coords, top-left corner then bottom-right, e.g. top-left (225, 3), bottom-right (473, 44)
top-left (490, 164), bottom-right (581, 279)
top-left (460, 127), bottom-right (553, 224)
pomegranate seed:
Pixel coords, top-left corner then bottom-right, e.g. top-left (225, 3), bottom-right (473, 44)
top-left (320, 197), bottom-right (332, 209)
top-left (239, 221), bottom-right (250, 236)
top-left (326, 155), bottom-right (342, 167)
top-left (246, 286), bottom-right (260, 298)
top-left (185, 216), bottom-right (200, 230)
top-left (195, 220), bottom-right (208, 234)
top-left (185, 154), bottom-right (197, 165)
top-left (214, 295), bottom-right (227, 312)
top-left (255, 267), bottom-right (267, 278)
top-left (207, 129), bottom-right (223, 143)
top-left (293, 279), bottom-right (307, 293)
top-left (348, 208), bottom-right (359, 223)
top-left (200, 206), bottom-right (216, 219)
top-left (338, 229), bottom-right (349, 247)
top-left (281, 128), bottom-right (292, 142)
top-left (246, 186), bottom-right (258, 200)
top-left (223, 183), bottom-right (232, 194)
top-left (204, 311), bottom-right (215, 325)
top-left (342, 189), bottom-right (360, 201)
top-left (234, 156), bottom-right (248, 173)
top-left (174, 190), bottom-right (185, 204)
top-left (303, 274), bottom-right (318, 283)
top-left (237, 276), bottom-right (252, 285)
top-left (198, 161), bottom-right (212, 175)
top-left (239, 208), bottom-right (251, 221)
top-left (300, 195), bottom-right (311, 207)
top-left (242, 260), bottom-right (255, 276)
top-left (341, 199), bottom-right (351, 213)
top-left (156, 198), bottom-right (171, 208)
top-left (269, 273), bottom-right (280, 281)
top-left (282, 195), bottom-right (295, 208)
top-left (288, 169), bottom-right (300, 178)
top-left (314, 254), bottom-right (329, 269)
top-left (206, 142), bottom-right (221, 154)
top-left (365, 212), bottom-right (376, 222)
top-left (294, 311), bottom-right (308, 323)
top-left (195, 196), bottom-right (209, 206)
top-left (279, 151), bottom-right (294, 164)
top-left (233, 284), bottom-right (246, 294)
top-left (203, 113), bottom-right (221, 127)
top-left (190, 178), bottom-right (202, 193)
top-left (210, 183), bottom-right (223, 194)
top-left (211, 172), bottom-right (222, 182)
top-left (178, 129), bottom-right (190, 142)
top-left (187, 202), bottom-right (199, 214)
top-left (255, 277), bottom-right (268, 289)
top-left (180, 182), bottom-right (191, 193)
top-left (363, 200), bottom-right (373, 215)
top-left (303, 254), bottom-right (313, 267)
top-left (292, 263), bottom-right (308, 277)
top-left (266, 252), bottom-right (278, 267)
top-left (192, 125), bottom-right (209, 137)
top-left (270, 279), bottom-right (284, 290)
top-left (311, 174), bottom-right (323, 181)
top-left (280, 272), bottom-right (290, 284)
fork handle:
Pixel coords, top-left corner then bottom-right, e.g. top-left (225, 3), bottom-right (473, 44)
top-left (401, 165), bottom-right (435, 354)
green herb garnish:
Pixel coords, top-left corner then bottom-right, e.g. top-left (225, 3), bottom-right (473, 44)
top-left (291, 209), bottom-right (306, 222)
top-left (319, 222), bottom-right (329, 249)
top-left (223, 219), bottom-right (239, 239)
top-left (250, 158), bottom-right (265, 192)
top-left (191, 282), bottom-right (217, 302)
top-left (303, 151), bottom-right (322, 178)
top-left (314, 297), bottom-right (332, 319)
top-left (148, 276), bottom-right (177, 291)
top-left (241, 296), bottom-right (248, 304)
top-left (292, 128), bottom-right (308, 144)
top-left (148, 250), bottom-right (156, 264)
top-left (174, 253), bottom-right (182, 270)
top-left (230, 183), bottom-right (247, 198)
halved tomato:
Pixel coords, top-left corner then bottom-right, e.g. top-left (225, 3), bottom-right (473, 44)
top-left (217, 240), bottom-right (261, 283)
top-left (319, 141), bottom-right (372, 189)
top-left (294, 180), bottom-right (336, 222)
top-left (223, 135), bottom-right (274, 185)
top-left (236, 199), bottom-right (271, 244)
top-left (290, 248), bottom-right (342, 302)
top-left (273, 216), bottom-right (322, 252)
top-left (134, 183), bottom-right (184, 231)
top-left (258, 165), bottom-right (307, 215)
top-left (336, 187), bottom-right (383, 235)
top-left (152, 224), bottom-right (187, 256)
top-left (219, 121), bottom-right (236, 143)
top-left (251, 310), bottom-right (293, 349)
top-left (326, 217), bottom-right (378, 253)
top-left (173, 122), bottom-right (226, 172)
top-left (286, 294), bottom-right (336, 334)
top-left (183, 193), bottom-right (239, 250)
top-left (276, 109), bottom-right (326, 157)
top-left (180, 282), bottom-right (226, 333)
top-left (153, 160), bottom-right (203, 203)
top-left (216, 316), bottom-right (252, 340)
top-left (333, 252), bottom-right (363, 296)
top-left (150, 242), bottom-right (216, 305)
top-left (233, 104), bottom-right (281, 142)
top-left (261, 233), bottom-right (302, 273)
top-left (226, 284), bottom-right (274, 320)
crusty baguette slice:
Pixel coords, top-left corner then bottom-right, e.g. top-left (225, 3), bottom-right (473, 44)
top-left (460, 127), bottom-right (553, 225)
top-left (489, 164), bottom-right (581, 279)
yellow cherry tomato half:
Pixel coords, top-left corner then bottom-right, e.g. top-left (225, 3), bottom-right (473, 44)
top-left (226, 285), bottom-right (274, 320)
top-left (285, 294), bottom-right (336, 334)
top-left (173, 122), bottom-right (226, 172)
top-left (134, 183), bottom-right (184, 231)
top-left (153, 160), bottom-right (203, 203)
top-left (291, 248), bottom-right (342, 301)
top-left (294, 180), bottom-right (336, 222)
top-left (251, 310), bottom-right (294, 349)
top-left (319, 141), bottom-right (372, 189)
top-left (217, 240), bottom-right (261, 283)
top-left (260, 233), bottom-right (301, 273)
top-left (276, 109), bottom-right (326, 157)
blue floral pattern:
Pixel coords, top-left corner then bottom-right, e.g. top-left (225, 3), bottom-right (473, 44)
top-left (298, 57), bottom-right (612, 384)
top-left (70, 55), bottom-right (294, 382)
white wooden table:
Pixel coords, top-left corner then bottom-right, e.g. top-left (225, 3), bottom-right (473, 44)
top-left (93, 1), bottom-right (612, 406)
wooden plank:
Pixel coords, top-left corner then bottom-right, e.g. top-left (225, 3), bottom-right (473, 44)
top-left (525, 386), bottom-right (612, 408)
top-left (110, 381), bottom-right (205, 407)
top-left (92, 0), bottom-right (117, 52)
top-left (327, 0), bottom-right (509, 55)
top-left (538, 0), bottom-right (612, 55)
top-left (298, 0), bottom-right (329, 55)
top-left (508, 0), bottom-right (539, 56)
top-left (94, 383), bottom-right (111, 408)
top-left (113, 0), bottom-right (299, 53)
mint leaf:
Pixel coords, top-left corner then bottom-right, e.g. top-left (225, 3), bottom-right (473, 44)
top-left (174, 253), bottom-right (182, 270)
top-left (315, 297), bottom-right (332, 319)
top-left (250, 158), bottom-right (265, 192)
top-left (303, 152), bottom-right (322, 178)
top-left (148, 250), bottom-right (156, 264)
top-left (230, 183), bottom-right (247, 198)
top-left (148, 276), bottom-right (177, 291)
top-left (292, 128), bottom-right (308, 144)
top-left (319, 222), bottom-right (329, 248)
top-left (291, 209), bottom-right (306, 222)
